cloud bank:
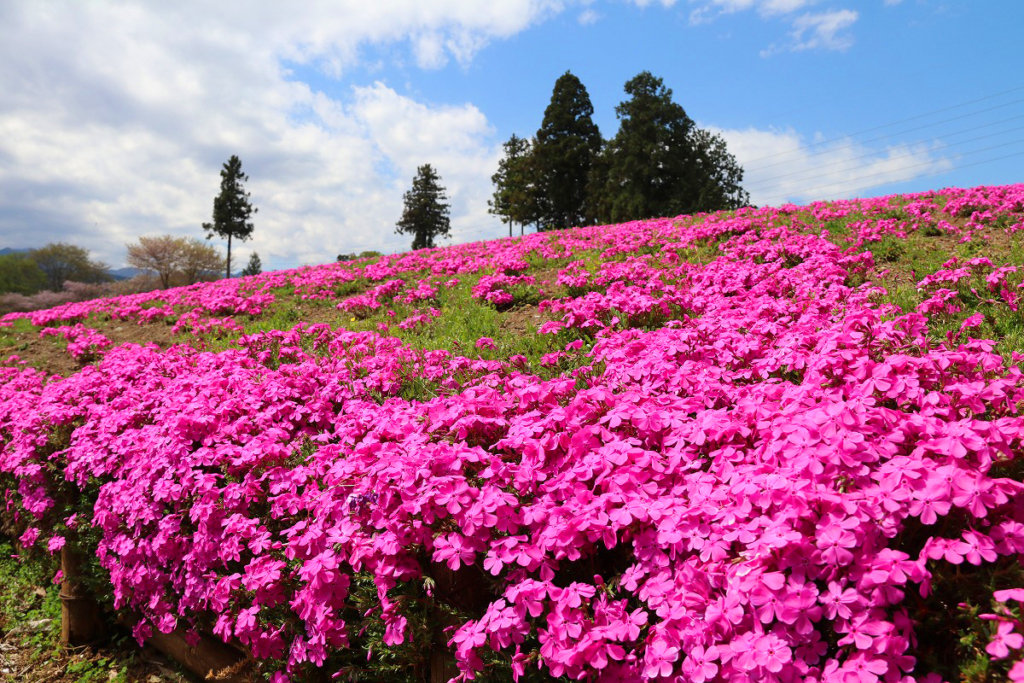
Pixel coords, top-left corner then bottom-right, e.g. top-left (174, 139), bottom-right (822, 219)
top-left (0, 1), bottom-right (933, 270)
top-left (0, 2), bottom-right (564, 269)
top-left (712, 126), bottom-right (952, 206)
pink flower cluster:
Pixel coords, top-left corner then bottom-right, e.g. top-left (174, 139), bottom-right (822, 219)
top-left (39, 324), bottom-right (112, 361)
top-left (471, 273), bottom-right (537, 308)
top-left (3, 184), bottom-right (1024, 682)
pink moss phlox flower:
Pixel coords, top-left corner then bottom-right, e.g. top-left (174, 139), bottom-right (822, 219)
top-left (1, 184), bottom-right (1024, 680)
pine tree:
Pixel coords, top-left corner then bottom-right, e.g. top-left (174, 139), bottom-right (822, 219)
top-left (489, 134), bottom-right (538, 237)
top-left (532, 72), bottom-right (602, 231)
top-left (595, 72), bottom-right (695, 223)
top-left (592, 71), bottom-right (749, 223)
top-left (395, 164), bottom-right (451, 251)
top-left (688, 129), bottom-right (751, 212)
top-left (202, 155), bottom-right (257, 278)
top-left (241, 252), bottom-right (263, 277)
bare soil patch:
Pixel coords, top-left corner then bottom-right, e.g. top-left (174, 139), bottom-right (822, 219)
top-left (498, 304), bottom-right (558, 337)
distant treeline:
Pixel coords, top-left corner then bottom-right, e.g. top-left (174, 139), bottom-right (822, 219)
top-left (0, 237), bottom-right (255, 314)
top-left (336, 251), bottom-right (383, 262)
top-left (0, 243), bottom-right (115, 314)
top-left (0, 243), bottom-right (111, 295)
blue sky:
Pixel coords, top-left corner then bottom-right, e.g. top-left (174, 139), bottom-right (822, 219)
top-left (0, 1), bottom-right (1021, 270)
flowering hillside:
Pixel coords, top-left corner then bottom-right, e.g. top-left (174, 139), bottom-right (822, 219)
top-left (3, 184), bottom-right (1024, 682)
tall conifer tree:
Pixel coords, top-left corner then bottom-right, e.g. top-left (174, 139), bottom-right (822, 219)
top-left (688, 128), bottom-right (751, 213)
top-left (203, 155), bottom-right (257, 278)
top-left (396, 164), bottom-right (451, 251)
top-left (489, 134), bottom-right (538, 236)
top-left (532, 72), bottom-right (601, 231)
top-left (592, 71), bottom-right (749, 223)
top-left (241, 252), bottom-right (263, 277)
top-left (595, 72), bottom-right (694, 223)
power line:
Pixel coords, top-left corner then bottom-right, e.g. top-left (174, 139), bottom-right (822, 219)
top-left (741, 84), bottom-right (1024, 167)
top-left (809, 149), bottom-right (1024, 204)
top-left (757, 137), bottom-right (1024, 203)
top-left (745, 122), bottom-right (1024, 195)
top-left (743, 113), bottom-right (1024, 190)
top-left (746, 98), bottom-right (1024, 174)
top-left (757, 146), bottom-right (1024, 206)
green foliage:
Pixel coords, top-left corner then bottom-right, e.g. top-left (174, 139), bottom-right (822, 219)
top-left (591, 71), bottom-right (748, 223)
top-left (0, 541), bottom-right (151, 683)
top-left (489, 134), bottom-right (539, 236)
top-left (203, 154), bottom-right (257, 278)
top-left (908, 551), bottom-right (1024, 682)
top-left (396, 164), bottom-right (451, 251)
top-left (0, 541), bottom-right (60, 630)
top-left (531, 71), bottom-right (602, 231)
top-left (0, 546), bottom-right (62, 677)
top-left (861, 227), bottom-right (1024, 361)
top-left (687, 128), bottom-right (751, 212)
top-left (870, 237), bottom-right (907, 264)
top-left (591, 71), bottom-right (695, 223)
top-left (30, 243), bottom-right (111, 291)
top-left (242, 251), bottom-right (263, 277)
top-left (0, 252), bottom-right (48, 294)
top-left (338, 251), bottom-right (383, 262)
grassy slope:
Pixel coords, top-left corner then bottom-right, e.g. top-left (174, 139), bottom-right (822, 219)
top-left (4, 197), bottom-right (1023, 377)
top-left (1, 188), bottom-right (1023, 681)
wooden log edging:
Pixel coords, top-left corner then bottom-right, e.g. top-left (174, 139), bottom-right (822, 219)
top-left (429, 563), bottom-right (489, 683)
top-left (116, 613), bottom-right (250, 683)
top-left (144, 623), bottom-right (249, 683)
top-left (61, 554), bottom-right (491, 681)
top-left (59, 545), bottom-right (106, 648)
top-left (59, 543), bottom-right (248, 682)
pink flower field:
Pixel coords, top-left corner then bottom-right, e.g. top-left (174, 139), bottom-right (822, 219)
top-left (3, 183), bottom-right (1024, 682)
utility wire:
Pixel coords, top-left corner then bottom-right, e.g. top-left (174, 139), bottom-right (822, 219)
top-left (746, 97), bottom-right (1024, 173)
top-left (803, 149), bottom-right (1024, 205)
top-left (746, 123), bottom-right (1024, 195)
top-left (757, 146), bottom-right (1024, 205)
top-left (741, 84), bottom-right (1024, 166)
top-left (743, 114), bottom-right (1024, 190)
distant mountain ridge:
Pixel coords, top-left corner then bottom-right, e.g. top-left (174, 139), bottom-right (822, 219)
top-left (109, 267), bottom-right (147, 280)
top-left (0, 247), bottom-right (31, 256)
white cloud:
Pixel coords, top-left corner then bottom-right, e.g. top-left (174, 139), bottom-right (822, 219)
top-left (688, 0), bottom-right (816, 24)
top-left (0, 1), bottom-right (565, 269)
top-left (759, 8), bottom-right (858, 55)
top-left (787, 9), bottom-right (858, 51)
top-left (628, 0), bottom-right (679, 7)
top-left (711, 125), bottom-right (953, 206)
top-left (688, 1), bottom-right (860, 54)
top-left (578, 9), bottom-right (602, 24)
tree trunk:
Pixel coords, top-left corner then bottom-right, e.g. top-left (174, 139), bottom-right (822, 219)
top-left (60, 545), bottom-right (105, 647)
top-left (226, 234), bottom-right (232, 279)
